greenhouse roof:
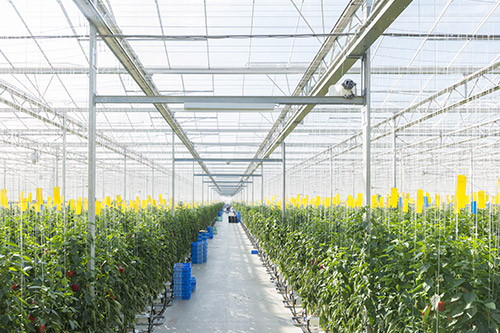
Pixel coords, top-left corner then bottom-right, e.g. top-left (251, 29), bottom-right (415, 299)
top-left (0, 0), bottom-right (499, 199)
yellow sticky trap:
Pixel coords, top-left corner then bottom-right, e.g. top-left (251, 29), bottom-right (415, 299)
top-left (36, 188), bottom-right (43, 206)
top-left (141, 200), bottom-right (147, 209)
top-left (83, 198), bottom-right (88, 211)
top-left (46, 196), bottom-right (52, 208)
top-left (371, 195), bottom-right (377, 209)
top-left (426, 193), bottom-right (431, 205)
top-left (347, 195), bottom-right (354, 208)
top-left (403, 197), bottom-right (409, 212)
top-left (416, 189), bottom-right (423, 214)
top-left (95, 200), bottom-right (101, 216)
top-left (456, 175), bottom-right (467, 209)
top-left (478, 191), bottom-right (485, 209)
top-left (70, 199), bottom-right (75, 211)
top-left (153, 199), bottom-right (157, 207)
top-left (315, 195), bottom-right (321, 208)
top-left (76, 198), bottom-right (82, 215)
top-left (35, 203), bottom-right (40, 213)
top-left (148, 195), bottom-right (152, 203)
top-left (379, 196), bottom-right (385, 208)
top-left (28, 192), bottom-right (32, 203)
top-left (0, 189), bottom-right (7, 208)
top-left (473, 192), bottom-right (477, 202)
top-left (159, 194), bottom-right (163, 203)
top-left (390, 188), bottom-right (398, 208)
top-left (356, 193), bottom-right (363, 207)
top-left (325, 197), bottom-right (331, 207)
top-left (436, 194), bottom-right (441, 208)
top-left (56, 203), bottom-right (61, 211)
top-left (53, 187), bottom-right (61, 205)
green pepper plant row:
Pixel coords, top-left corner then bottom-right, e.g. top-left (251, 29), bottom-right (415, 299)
top-left (236, 204), bottom-right (500, 332)
top-left (0, 203), bottom-right (222, 332)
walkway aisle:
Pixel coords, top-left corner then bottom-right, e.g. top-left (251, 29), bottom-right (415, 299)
top-left (156, 212), bottom-right (300, 332)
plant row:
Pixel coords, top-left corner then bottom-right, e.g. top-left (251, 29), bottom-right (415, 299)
top-left (0, 203), bottom-right (222, 332)
top-left (236, 204), bottom-right (500, 332)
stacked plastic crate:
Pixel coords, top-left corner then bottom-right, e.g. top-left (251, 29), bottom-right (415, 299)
top-left (198, 232), bottom-right (208, 263)
top-left (191, 241), bottom-right (203, 264)
top-left (173, 263), bottom-right (192, 300)
top-left (206, 227), bottom-right (214, 239)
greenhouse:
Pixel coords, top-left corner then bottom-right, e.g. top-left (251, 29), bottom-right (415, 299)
top-left (0, 0), bottom-right (499, 331)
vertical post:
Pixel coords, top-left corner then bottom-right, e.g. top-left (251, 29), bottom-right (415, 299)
top-left (282, 142), bottom-right (286, 221)
top-left (152, 167), bottom-right (155, 200)
top-left (102, 171), bottom-right (105, 199)
top-left (201, 176), bottom-right (204, 205)
top-left (329, 150), bottom-right (333, 200)
top-left (62, 113), bottom-right (67, 204)
top-left (56, 155), bottom-right (59, 187)
top-left (392, 118), bottom-right (397, 188)
top-left (88, 19), bottom-right (97, 276)
top-left (362, 0), bottom-right (372, 226)
top-left (470, 149), bottom-right (474, 198)
top-left (399, 158), bottom-right (404, 193)
top-left (171, 132), bottom-right (175, 216)
top-left (252, 180), bottom-right (254, 205)
top-left (260, 164), bottom-right (264, 207)
top-left (123, 152), bottom-right (127, 201)
top-left (3, 160), bottom-right (6, 189)
top-left (192, 162), bottom-right (195, 207)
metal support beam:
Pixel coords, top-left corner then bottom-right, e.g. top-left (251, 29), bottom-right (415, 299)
top-left (174, 158), bottom-right (282, 163)
top-left (192, 162), bottom-right (195, 206)
top-left (171, 132), bottom-right (175, 216)
top-left (72, 0), bottom-right (220, 193)
top-left (362, 1), bottom-right (371, 223)
top-left (88, 17), bottom-right (96, 282)
top-left (202, 181), bottom-right (253, 184)
top-left (194, 173), bottom-right (262, 177)
top-left (1, 65), bottom-right (497, 75)
top-left (261, 164), bottom-right (264, 207)
top-left (95, 95), bottom-right (365, 105)
top-left (152, 167), bottom-right (155, 199)
top-left (62, 114), bottom-right (67, 204)
top-left (242, 0), bottom-right (412, 182)
top-left (282, 142), bottom-right (286, 221)
top-left (123, 153), bottom-right (127, 201)
top-left (392, 118), bottom-right (397, 188)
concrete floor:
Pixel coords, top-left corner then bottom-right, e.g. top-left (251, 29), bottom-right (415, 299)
top-left (156, 212), bottom-right (300, 333)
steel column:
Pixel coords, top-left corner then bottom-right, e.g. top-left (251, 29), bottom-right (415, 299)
top-left (123, 153), bottom-right (127, 201)
top-left (362, 0), bottom-right (372, 225)
top-left (152, 167), bottom-right (155, 199)
top-left (261, 164), bottom-right (264, 207)
top-left (192, 162), bottom-right (195, 206)
top-left (62, 114), bottom-right (67, 204)
top-left (282, 142), bottom-right (286, 221)
top-left (88, 18), bottom-right (97, 277)
top-left (392, 118), bottom-right (397, 188)
top-left (329, 151), bottom-right (333, 200)
top-left (171, 132), bottom-right (175, 215)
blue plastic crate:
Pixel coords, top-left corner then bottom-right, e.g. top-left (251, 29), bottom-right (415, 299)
top-left (174, 263), bottom-right (191, 270)
top-left (173, 271), bottom-right (191, 279)
top-left (173, 293), bottom-right (191, 300)
top-left (251, 250), bottom-right (258, 254)
top-left (191, 277), bottom-right (196, 292)
top-left (174, 282), bottom-right (191, 292)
